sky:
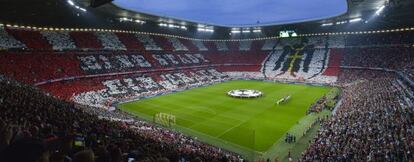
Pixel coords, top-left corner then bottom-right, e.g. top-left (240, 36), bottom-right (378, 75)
top-left (113, 0), bottom-right (347, 27)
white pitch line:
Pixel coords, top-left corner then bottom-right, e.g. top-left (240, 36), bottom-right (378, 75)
top-left (215, 116), bottom-right (251, 138)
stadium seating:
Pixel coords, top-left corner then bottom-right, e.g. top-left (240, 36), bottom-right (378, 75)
top-left (72, 69), bottom-right (228, 108)
top-left (0, 52), bottom-right (85, 83)
top-left (250, 39), bottom-right (265, 51)
top-left (214, 41), bottom-right (229, 51)
top-left (402, 69), bottom-right (414, 81)
top-left (191, 40), bottom-right (209, 51)
top-left (342, 47), bottom-right (414, 69)
top-left (152, 35), bottom-right (174, 52)
top-left (136, 34), bottom-right (163, 51)
top-left (1, 27), bottom-right (414, 161)
top-left (345, 32), bottom-right (414, 46)
top-left (95, 32), bottom-right (127, 50)
top-left (262, 45), bottom-right (337, 83)
top-left (322, 48), bottom-right (343, 76)
top-left (177, 38), bottom-right (199, 52)
top-left (6, 28), bottom-right (404, 88)
top-left (6, 27), bottom-right (52, 50)
top-left (2, 28), bottom-right (413, 92)
top-left (261, 39), bottom-right (277, 50)
top-left (327, 35), bottom-right (346, 48)
top-left (167, 37), bottom-right (189, 51)
top-left (70, 31), bottom-right (103, 49)
top-left (227, 41), bottom-right (239, 51)
top-left (203, 41), bottom-right (218, 51)
top-left (206, 51), bottom-right (267, 72)
top-left (239, 40), bottom-right (252, 51)
top-left (0, 77), bottom-right (240, 162)
top-left (41, 31), bottom-right (77, 50)
top-left (302, 74), bottom-right (413, 161)
top-left (307, 36), bottom-right (327, 48)
top-left (277, 37), bottom-right (300, 49)
top-left (0, 26), bottom-right (25, 49)
top-left (115, 32), bottom-right (146, 51)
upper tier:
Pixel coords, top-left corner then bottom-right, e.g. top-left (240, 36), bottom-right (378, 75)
top-left (1, 26), bottom-right (413, 51)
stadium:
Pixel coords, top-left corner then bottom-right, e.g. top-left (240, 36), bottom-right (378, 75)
top-left (0, 0), bottom-right (413, 161)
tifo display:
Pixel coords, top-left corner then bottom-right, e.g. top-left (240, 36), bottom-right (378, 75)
top-left (227, 89), bottom-right (263, 98)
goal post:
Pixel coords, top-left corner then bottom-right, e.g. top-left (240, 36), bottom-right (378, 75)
top-left (154, 112), bottom-right (176, 127)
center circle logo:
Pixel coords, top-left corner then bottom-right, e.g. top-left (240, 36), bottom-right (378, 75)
top-left (227, 89), bottom-right (263, 98)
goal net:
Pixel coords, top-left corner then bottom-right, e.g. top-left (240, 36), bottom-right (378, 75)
top-left (154, 113), bottom-right (176, 127)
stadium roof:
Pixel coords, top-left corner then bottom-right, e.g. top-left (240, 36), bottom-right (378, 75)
top-left (112, 0), bottom-right (348, 27)
top-left (0, 0), bottom-right (413, 39)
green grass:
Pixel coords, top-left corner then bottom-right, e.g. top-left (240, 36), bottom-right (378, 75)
top-left (118, 80), bottom-right (331, 160)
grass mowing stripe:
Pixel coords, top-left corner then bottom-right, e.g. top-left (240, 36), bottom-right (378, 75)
top-left (126, 99), bottom-right (249, 134)
top-left (119, 80), bottom-right (331, 160)
top-left (134, 98), bottom-right (245, 125)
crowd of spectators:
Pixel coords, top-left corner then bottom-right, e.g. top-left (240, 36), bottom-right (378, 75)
top-left (337, 69), bottom-right (396, 84)
top-left (95, 32), bottom-right (127, 51)
top-left (152, 36), bottom-right (174, 52)
top-left (0, 26), bottom-right (26, 49)
top-left (261, 39), bottom-right (277, 50)
top-left (0, 76), bottom-right (242, 162)
top-left (342, 47), bottom-right (414, 70)
top-left (238, 41), bottom-right (252, 51)
top-left (1, 26), bottom-right (413, 52)
top-left (307, 97), bottom-right (328, 114)
top-left (345, 32), bottom-right (414, 47)
top-left (0, 52), bottom-right (85, 84)
top-left (72, 69), bottom-right (229, 109)
top-left (402, 69), bottom-right (414, 82)
top-left (167, 37), bottom-right (188, 51)
top-left (301, 74), bottom-right (414, 161)
top-left (114, 33), bottom-right (147, 51)
top-left (262, 47), bottom-right (337, 83)
top-left (191, 40), bottom-right (208, 51)
top-left (174, 39), bottom-right (198, 52)
top-left (70, 31), bottom-right (104, 50)
top-left (2, 26), bottom-right (414, 162)
top-left (326, 35), bottom-right (346, 48)
top-left (306, 36), bottom-right (326, 49)
top-left (41, 31), bottom-right (77, 50)
top-left (6, 28), bottom-right (52, 50)
top-left (136, 34), bottom-right (163, 51)
top-left (214, 41), bottom-right (229, 51)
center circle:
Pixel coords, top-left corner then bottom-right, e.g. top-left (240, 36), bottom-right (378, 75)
top-left (227, 89), bottom-right (263, 98)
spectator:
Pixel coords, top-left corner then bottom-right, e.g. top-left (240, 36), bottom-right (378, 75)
top-left (301, 74), bottom-right (414, 161)
top-left (73, 150), bottom-right (95, 162)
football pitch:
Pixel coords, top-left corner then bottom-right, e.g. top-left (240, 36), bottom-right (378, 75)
top-left (119, 80), bottom-right (332, 159)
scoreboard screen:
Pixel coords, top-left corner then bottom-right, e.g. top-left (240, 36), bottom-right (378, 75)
top-left (279, 30), bottom-right (297, 38)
